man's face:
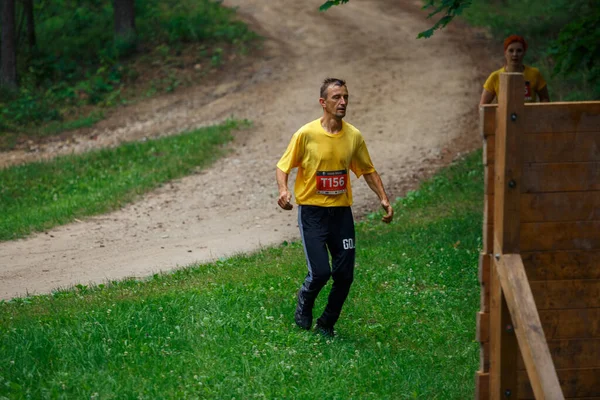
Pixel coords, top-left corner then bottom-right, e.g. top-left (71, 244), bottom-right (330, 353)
top-left (320, 84), bottom-right (349, 119)
top-left (504, 42), bottom-right (525, 67)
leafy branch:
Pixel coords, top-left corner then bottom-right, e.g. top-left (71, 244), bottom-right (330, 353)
top-left (319, 0), bottom-right (472, 38)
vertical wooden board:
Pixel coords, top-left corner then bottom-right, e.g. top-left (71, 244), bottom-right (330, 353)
top-left (485, 165), bottom-right (495, 194)
top-left (484, 136), bottom-right (496, 166)
top-left (530, 280), bottom-right (600, 310)
top-left (523, 102), bottom-right (600, 133)
top-left (484, 194), bottom-right (495, 226)
top-left (481, 104), bottom-right (497, 138)
top-left (476, 371), bottom-right (490, 400)
top-left (481, 340), bottom-right (490, 373)
top-left (518, 368), bottom-right (600, 399)
top-left (483, 195), bottom-right (494, 254)
top-left (478, 312), bottom-right (490, 343)
top-left (539, 308), bottom-right (600, 340)
top-left (521, 251), bottom-right (600, 281)
top-left (522, 131), bottom-right (600, 163)
top-left (481, 281), bottom-right (490, 313)
top-left (480, 253), bottom-right (491, 313)
top-left (522, 162), bottom-right (600, 193)
top-left (479, 253), bottom-right (492, 286)
top-left (491, 258), bottom-right (520, 399)
top-left (494, 73), bottom-right (524, 255)
top-left (520, 221), bottom-right (600, 252)
top-left (483, 223), bottom-right (494, 255)
top-left (521, 192), bottom-right (600, 223)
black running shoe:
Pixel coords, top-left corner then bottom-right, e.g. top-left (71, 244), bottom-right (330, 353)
top-left (315, 323), bottom-right (335, 338)
top-left (294, 309), bottom-right (312, 330)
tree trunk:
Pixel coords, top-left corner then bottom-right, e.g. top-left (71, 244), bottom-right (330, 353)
top-left (1, 0), bottom-right (18, 90)
top-left (113, 0), bottom-right (136, 44)
top-left (24, 0), bottom-right (35, 49)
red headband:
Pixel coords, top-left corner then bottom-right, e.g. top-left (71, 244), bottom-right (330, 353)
top-left (504, 35), bottom-right (528, 52)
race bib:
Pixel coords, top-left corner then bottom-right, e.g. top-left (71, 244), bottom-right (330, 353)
top-left (524, 81), bottom-right (532, 101)
top-left (316, 170), bottom-right (347, 195)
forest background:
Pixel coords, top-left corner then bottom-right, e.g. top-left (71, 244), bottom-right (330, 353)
top-left (0, 0), bottom-right (599, 148)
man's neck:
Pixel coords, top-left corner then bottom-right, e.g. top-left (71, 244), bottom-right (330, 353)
top-left (320, 115), bottom-right (343, 134)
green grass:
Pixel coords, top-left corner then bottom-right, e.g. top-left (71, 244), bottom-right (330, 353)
top-left (0, 119), bottom-right (249, 241)
top-left (0, 151), bottom-right (484, 399)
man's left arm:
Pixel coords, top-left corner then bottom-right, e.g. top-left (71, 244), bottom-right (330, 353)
top-left (363, 171), bottom-right (393, 223)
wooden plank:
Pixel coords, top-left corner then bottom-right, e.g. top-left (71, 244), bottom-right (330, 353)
top-left (484, 223), bottom-right (494, 255)
top-left (522, 162), bottom-right (600, 193)
top-left (480, 253), bottom-right (492, 286)
top-left (530, 280), bottom-right (600, 309)
top-left (484, 135), bottom-right (496, 166)
top-left (496, 254), bottom-right (564, 399)
top-left (494, 73), bottom-right (524, 255)
top-left (478, 312), bottom-right (490, 343)
top-left (483, 195), bottom-right (494, 254)
top-left (491, 254), bottom-right (520, 399)
top-left (521, 192), bottom-right (600, 222)
top-left (476, 371), bottom-right (490, 400)
top-left (518, 368), bottom-right (600, 399)
top-left (521, 250), bottom-right (600, 280)
top-left (523, 102), bottom-right (600, 134)
top-left (539, 308), bottom-right (600, 340)
top-left (481, 340), bottom-right (490, 373)
top-left (484, 194), bottom-right (495, 226)
top-left (480, 253), bottom-right (491, 313)
top-left (518, 338), bottom-right (600, 370)
top-left (481, 278), bottom-right (491, 313)
top-left (485, 165), bottom-right (495, 195)
top-left (521, 221), bottom-right (600, 252)
top-left (522, 131), bottom-right (600, 163)
top-left (481, 104), bottom-right (497, 139)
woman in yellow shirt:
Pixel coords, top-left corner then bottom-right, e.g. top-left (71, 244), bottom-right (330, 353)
top-left (480, 35), bottom-right (550, 104)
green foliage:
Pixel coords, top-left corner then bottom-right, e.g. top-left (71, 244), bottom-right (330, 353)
top-left (0, 151), bottom-right (483, 398)
top-left (0, 119), bottom-right (249, 241)
top-left (319, 0), bottom-right (349, 12)
top-left (461, 0), bottom-right (600, 100)
top-left (548, 7), bottom-right (600, 99)
top-left (0, 0), bottom-right (258, 134)
top-left (418, 0), bottom-right (472, 38)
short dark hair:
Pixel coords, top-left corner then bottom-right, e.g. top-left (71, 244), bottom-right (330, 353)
top-left (320, 78), bottom-right (346, 99)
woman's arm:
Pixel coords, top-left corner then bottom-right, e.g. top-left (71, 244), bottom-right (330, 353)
top-left (480, 88), bottom-right (496, 105)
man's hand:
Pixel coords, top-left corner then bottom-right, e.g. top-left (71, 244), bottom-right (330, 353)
top-left (276, 168), bottom-right (293, 210)
top-left (278, 190), bottom-right (293, 210)
top-left (381, 201), bottom-right (393, 223)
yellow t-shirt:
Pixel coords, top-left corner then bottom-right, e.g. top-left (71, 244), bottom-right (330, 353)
top-left (483, 66), bottom-right (547, 102)
top-left (276, 119), bottom-right (376, 207)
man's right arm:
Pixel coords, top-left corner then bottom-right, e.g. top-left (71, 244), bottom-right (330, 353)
top-left (276, 168), bottom-right (293, 210)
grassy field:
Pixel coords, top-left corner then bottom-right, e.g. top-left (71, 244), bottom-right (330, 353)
top-left (0, 119), bottom-right (249, 241)
top-left (0, 150), bottom-right (484, 399)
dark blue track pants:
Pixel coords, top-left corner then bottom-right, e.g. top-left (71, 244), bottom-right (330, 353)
top-left (297, 205), bottom-right (355, 328)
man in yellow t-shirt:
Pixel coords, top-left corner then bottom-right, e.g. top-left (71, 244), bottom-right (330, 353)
top-left (480, 35), bottom-right (550, 104)
top-left (276, 78), bottom-right (393, 337)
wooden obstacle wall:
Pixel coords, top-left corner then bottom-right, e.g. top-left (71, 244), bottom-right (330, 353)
top-left (475, 73), bottom-right (600, 400)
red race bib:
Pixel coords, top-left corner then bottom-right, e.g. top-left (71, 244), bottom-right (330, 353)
top-left (524, 81), bottom-right (532, 101)
top-left (316, 170), bottom-right (347, 195)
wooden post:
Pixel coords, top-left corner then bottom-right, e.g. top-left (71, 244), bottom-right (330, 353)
top-left (490, 73), bottom-right (524, 400)
top-left (495, 254), bottom-right (564, 399)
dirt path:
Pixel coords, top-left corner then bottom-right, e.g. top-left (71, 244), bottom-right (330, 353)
top-left (0, 0), bottom-right (494, 299)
